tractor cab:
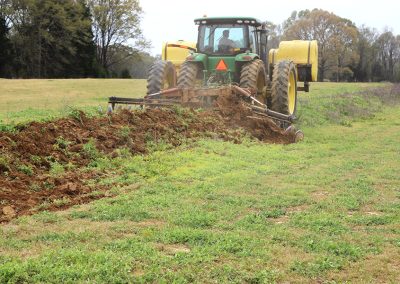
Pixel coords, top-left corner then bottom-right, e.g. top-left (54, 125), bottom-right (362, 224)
top-left (172, 17), bottom-right (269, 103)
top-left (195, 17), bottom-right (267, 59)
top-left (190, 17), bottom-right (268, 81)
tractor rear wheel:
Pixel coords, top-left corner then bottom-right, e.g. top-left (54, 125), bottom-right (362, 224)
top-left (239, 59), bottom-right (266, 101)
top-left (177, 61), bottom-right (199, 88)
top-left (271, 60), bottom-right (297, 115)
top-left (146, 60), bottom-right (176, 95)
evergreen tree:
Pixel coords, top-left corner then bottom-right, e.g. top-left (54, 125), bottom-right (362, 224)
top-left (9, 0), bottom-right (99, 78)
top-left (67, 0), bottom-right (98, 77)
top-left (0, 15), bottom-right (12, 77)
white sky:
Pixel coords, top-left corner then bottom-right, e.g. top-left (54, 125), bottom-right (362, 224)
top-left (140, 0), bottom-right (398, 55)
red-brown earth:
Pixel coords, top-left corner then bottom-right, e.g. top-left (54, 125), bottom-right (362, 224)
top-left (0, 95), bottom-right (295, 222)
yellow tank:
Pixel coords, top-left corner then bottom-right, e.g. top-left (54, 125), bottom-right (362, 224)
top-left (269, 40), bottom-right (318, 82)
top-left (162, 40), bottom-right (197, 71)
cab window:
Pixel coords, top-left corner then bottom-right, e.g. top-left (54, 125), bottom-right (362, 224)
top-left (198, 24), bottom-right (249, 55)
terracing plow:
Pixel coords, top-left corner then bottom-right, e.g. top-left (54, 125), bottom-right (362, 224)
top-left (108, 84), bottom-right (304, 142)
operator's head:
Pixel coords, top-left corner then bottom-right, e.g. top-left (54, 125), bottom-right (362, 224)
top-left (223, 30), bottom-right (230, 38)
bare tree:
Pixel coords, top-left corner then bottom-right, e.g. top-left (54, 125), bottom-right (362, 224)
top-left (355, 26), bottom-right (379, 81)
top-left (88, 0), bottom-right (148, 72)
top-left (375, 30), bottom-right (399, 81)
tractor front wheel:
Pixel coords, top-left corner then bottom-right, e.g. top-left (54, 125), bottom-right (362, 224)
top-left (271, 60), bottom-right (298, 115)
top-left (146, 60), bottom-right (177, 95)
top-left (239, 59), bottom-right (267, 101)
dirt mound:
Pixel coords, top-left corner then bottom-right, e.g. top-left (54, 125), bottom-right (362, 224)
top-left (213, 93), bottom-right (295, 143)
top-left (0, 101), bottom-right (294, 223)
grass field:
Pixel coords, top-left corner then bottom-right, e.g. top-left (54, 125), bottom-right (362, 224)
top-left (1, 80), bottom-right (399, 283)
top-left (0, 79), bottom-right (387, 123)
top-left (0, 79), bottom-right (146, 123)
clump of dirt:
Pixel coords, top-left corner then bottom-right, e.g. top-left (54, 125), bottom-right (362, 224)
top-left (0, 99), bottom-right (294, 223)
top-left (213, 93), bottom-right (296, 143)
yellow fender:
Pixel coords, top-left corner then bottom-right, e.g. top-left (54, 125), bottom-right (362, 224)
top-left (162, 40), bottom-right (197, 72)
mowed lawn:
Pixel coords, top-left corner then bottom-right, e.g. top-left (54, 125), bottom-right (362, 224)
top-left (0, 80), bottom-right (399, 283)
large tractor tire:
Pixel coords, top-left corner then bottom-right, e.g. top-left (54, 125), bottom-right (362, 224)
top-left (239, 59), bottom-right (266, 101)
top-left (146, 60), bottom-right (177, 95)
top-left (271, 60), bottom-right (298, 115)
top-left (177, 61), bottom-right (199, 88)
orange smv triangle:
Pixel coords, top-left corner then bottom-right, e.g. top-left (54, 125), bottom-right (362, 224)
top-left (215, 59), bottom-right (228, 71)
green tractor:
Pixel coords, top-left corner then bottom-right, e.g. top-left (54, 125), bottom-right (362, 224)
top-left (146, 16), bottom-right (318, 116)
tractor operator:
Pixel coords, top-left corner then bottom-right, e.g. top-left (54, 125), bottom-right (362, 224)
top-left (218, 30), bottom-right (235, 52)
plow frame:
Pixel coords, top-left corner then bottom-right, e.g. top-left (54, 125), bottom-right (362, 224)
top-left (108, 85), bottom-right (297, 128)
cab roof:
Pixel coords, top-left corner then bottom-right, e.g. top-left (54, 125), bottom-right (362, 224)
top-left (194, 17), bottom-right (263, 27)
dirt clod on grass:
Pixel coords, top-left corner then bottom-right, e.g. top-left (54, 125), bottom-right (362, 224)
top-left (0, 98), bottom-right (294, 222)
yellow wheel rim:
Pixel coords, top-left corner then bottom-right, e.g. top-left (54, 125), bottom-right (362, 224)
top-left (288, 70), bottom-right (296, 114)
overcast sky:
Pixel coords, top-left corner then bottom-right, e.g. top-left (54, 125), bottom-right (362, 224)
top-left (140, 0), bottom-right (398, 55)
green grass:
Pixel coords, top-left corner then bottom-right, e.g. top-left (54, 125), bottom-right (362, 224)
top-left (1, 81), bottom-right (400, 283)
top-left (306, 82), bottom-right (387, 97)
top-left (0, 79), bottom-right (146, 123)
top-left (296, 82), bottom-right (392, 127)
top-left (0, 79), bottom-right (387, 124)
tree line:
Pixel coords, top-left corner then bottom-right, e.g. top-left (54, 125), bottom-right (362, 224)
top-left (1, 3), bottom-right (400, 82)
top-left (0, 0), bottom-right (153, 79)
top-left (268, 9), bottom-right (400, 82)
